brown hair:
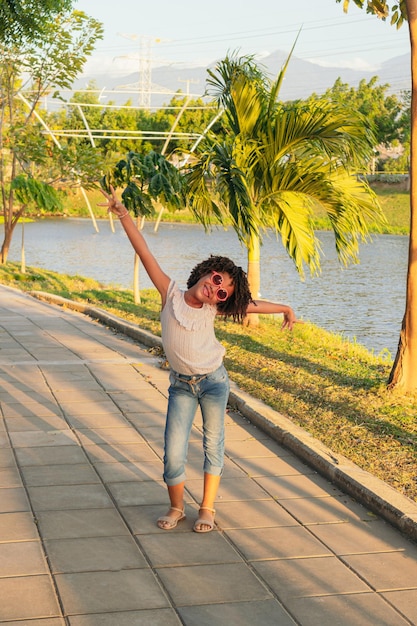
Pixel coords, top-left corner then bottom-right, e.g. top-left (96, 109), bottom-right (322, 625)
top-left (187, 255), bottom-right (255, 322)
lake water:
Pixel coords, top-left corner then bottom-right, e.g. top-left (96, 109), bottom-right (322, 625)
top-left (8, 218), bottom-right (408, 357)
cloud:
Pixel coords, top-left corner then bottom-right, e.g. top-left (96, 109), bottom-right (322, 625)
top-left (81, 54), bottom-right (139, 78)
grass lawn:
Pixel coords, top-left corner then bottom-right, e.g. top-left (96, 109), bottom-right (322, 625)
top-left (0, 262), bottom-right (416, 503)
top-left (22, 181), bottom-right (411, 234)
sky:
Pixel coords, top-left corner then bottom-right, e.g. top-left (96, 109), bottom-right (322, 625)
top-left (74, 0), bottom-right (410, 82)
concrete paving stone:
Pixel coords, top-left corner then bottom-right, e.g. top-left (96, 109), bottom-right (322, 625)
top-left (44, 535), bottom-right (148, 573)
top-left (121, 504), bottom-right (196, 535)
top-left (123, 411), bottom-right (167, 428)
top-left (0, 390), bottom-right (56, 403)
top-left (1, 617), bottom-right (66, 626)
top-left (225, 438), bottom-right (296, 458)
top-left (0, 352), bottom-right (35, 363)
top-left (15, 445), bottom-right (89, 466)
top-left (342, 551), bottom-right (417, 590)
top-left (108, 389), bottom-right (165, 404)
top-left (42, 372), bottom-right (99, 384)
top-left (53, 389), bottom-right (112, 403)
top-left (134, 425), bottom-right (169, 443)
top-left (9, 429), bottom-right (79, 448)
top-left (0, 431), bottom-right (11, 447)
top-left (0, 466), bottom-right (23, 487)
top-left (224, 410), bottom-right (250, 427)
top-left (0, 448), bottom-right (16, 467)
top-left (107, 479), bottom-right (170, 507)
top-left (138, 424), bottom-right (200, 445)
top-left (99, 380), bottom-right (159, 392)
top-left (309, 519), bottom-right (417, 555)
top-left (0, 540), bottom-right (49, 576)
top-left (48, 380), bottom-right (106, 391)
top-left (156, 562), bottom-right (272, 606)
top-left (0, 486), bottom-right (30, 512)
top-left (83, 442), bottom-right (160, 464)
top-left (178, 599), bottom-right (297, 626)
top-left (64, 412), bottom-right (131, 429)
top-left (0, 402), bottom-right (62, 418)
top-left (224, 421), bottom-right (272, 441)
top-left (60, 401), bottom-right (121, 417)
top-left (29, 350), bottom-right (81, 361)
top-left (75, 427), bottom-right (146, 446)
top-left (256, 473), bottom-right (345, 500)
top-left (5, 415), bottom-right (70, 432)
top-left (253, 556), bottom-right (371, 601)
top-left (0, 575), bottom-right (62, 622)
top-left (69, 350), bottom-right (122, 361)
top-left (184, 457), bottom-right (245, 481)
top-left (88, 363), bottom-right (144, 377)
top-left (36, 508), bottom-right (130, 540)
top-left (20, 463), bottom-right (101, 487)
top-left (186, 476), bottom-right (272, 505)
top-left (94, 460), bottom-right (163, 483)
top-left (41, 363), bottom-right (97, 373)
top-left (284, 592), bottom-right (411, 626)
top-left (54, 569), bottom-right (170, 614)
top-left (114, 397), bottom-right (169, 414)
top-left (1, 380), bottom-right (49, 392)
top-left (26, 484), bottom-right (114, 511)
top-left (0, 511), bottom-right (39, 542)
top-left (68, 609), bottom-right (182, 626)
top-left (226, 526), bottom-right (333, 561)
top-left (215, 499), bottom-right (299, 529)
top-left (382, 589), bottom-right (417, 624)
top-left (140, 531), bottom-right (242, 567)
top-left (279, 494), bottom-right (373, 525)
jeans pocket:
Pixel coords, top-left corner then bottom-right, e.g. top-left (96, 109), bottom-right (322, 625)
top-left (206, 365), bottom-right (228, 384)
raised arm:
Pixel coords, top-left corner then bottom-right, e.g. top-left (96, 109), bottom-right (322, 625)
top-left (245, 299), bottom-right (298, 330)
top-left (99, 187), bottom-right (170, 303)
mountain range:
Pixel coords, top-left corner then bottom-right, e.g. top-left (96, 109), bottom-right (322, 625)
top-left (74, 50), bottom-right (410, 108)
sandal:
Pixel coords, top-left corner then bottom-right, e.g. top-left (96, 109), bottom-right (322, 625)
top-left (157, 506), bottom-right (186, 530)
top-left (193, 506), bottom-right (216, 533)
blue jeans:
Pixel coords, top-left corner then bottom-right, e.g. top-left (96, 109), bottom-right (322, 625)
top-left (163, 364), bottom-right (230, 486)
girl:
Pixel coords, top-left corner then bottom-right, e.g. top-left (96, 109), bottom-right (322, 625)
top-left (100, 186), bottom-right (298, 533)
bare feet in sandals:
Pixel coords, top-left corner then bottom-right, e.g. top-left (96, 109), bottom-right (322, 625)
top-left (193, 507), bottom-right (215, 533)
top-left (157, 506), bottom-right (186, 530)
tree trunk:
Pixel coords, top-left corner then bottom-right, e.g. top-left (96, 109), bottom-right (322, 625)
top-left (388, 1), bottom-right (417, 391)
top-left (0, 223), bottom-right (14, 264)
top-left (133, 216), bottom-right (142, 304)
top-left (245, 233), bottom-right (260, 327)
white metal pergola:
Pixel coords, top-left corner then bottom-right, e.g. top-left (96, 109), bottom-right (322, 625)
top-left (18, 89), bottom-right (223, 231)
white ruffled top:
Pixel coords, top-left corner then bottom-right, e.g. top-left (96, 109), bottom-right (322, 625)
top-left (160, 280), bottom-right (225, 375)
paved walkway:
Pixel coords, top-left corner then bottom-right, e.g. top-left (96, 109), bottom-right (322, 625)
top-left (1, 284), bottom-right (417, 626)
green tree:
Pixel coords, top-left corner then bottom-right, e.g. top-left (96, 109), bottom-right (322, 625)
top-left (398, 89), bottom-right (411, 144)
top-left (102, 150), bottom-right (186, 303)
top-left (313, 76), bottom-right (403, 146)
top-left (153, 94), bottom-right (219, 154)
top-left (0, 9), bottom-right (103, 263)
top-left (337, 1), bottom-right (416, 391)
top-left (185, 53), bottom-right (385, 325)
top-left (0, 0), bottom-right (72, 43)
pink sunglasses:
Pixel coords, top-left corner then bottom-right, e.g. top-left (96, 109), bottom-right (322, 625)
top-left (210, 271), bottom-right (229, 301)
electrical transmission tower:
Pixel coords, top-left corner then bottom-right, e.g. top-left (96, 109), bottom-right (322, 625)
top-left (139, 36), bottom-right (153, 109)
top-left (117, 33), bottom-right (161, 108)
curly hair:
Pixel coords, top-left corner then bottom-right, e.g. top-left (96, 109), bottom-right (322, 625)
top-left (186, 255), bottom-right (255, 322)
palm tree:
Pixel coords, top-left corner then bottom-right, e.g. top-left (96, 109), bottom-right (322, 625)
top-left (185, 54), bottom-right (385, 324)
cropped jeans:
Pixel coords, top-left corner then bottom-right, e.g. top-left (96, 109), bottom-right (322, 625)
top-left (163, 364), bottom-right (230, 486)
